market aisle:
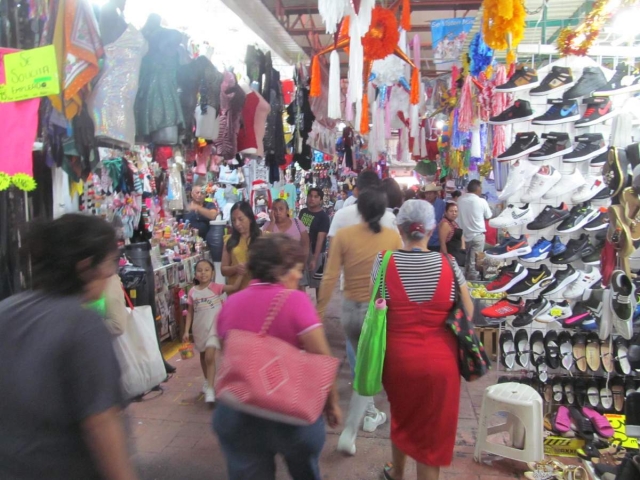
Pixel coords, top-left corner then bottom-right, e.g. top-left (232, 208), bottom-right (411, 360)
top-left (128, 292), bottom-right (523, 480)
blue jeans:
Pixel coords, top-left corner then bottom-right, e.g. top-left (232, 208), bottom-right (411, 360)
top-left (213, 404), bottom-right (325, 480)
top-left (346, 336), bottom-right (356, 378)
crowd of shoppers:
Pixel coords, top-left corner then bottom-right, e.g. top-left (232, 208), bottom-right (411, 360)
top-left (0, 171), bottom-right (490, 480)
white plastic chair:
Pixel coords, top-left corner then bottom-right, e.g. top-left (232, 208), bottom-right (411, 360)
top-left (474, 382), bottom-right (544, 464)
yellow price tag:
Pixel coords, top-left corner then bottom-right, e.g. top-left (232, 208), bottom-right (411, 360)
top-left (605, 414), bottom-right (639, 449)
top-left (1, 45), bottom-right (60, 102)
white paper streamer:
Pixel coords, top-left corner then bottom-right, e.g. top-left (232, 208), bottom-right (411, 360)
top-left (328, 50), bottom-right (342, 119)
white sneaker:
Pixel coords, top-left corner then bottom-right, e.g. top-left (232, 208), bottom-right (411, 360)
top-left (571, 175), bottom-right (608, 203)
top-left (563, 266), bottom-right (602, 299)
top-left (362, 410), bottom-right (387, 432)
top-left (521, 165), bottom-right (562, 203)
top-left (610, 270), bottom-right (636, 340)
top-left (537, 300), bottom-right (572, 323)
top-left (202, 381), bottom-right (209, 394)
top-left (205, 387), bottom-right (215, 403)
top-left (629, 246), bottom-right (640, 272)
top-left (489, 204), bottom-right (534, 228)
top-left (498, 159), bottom-right (538, 202)
top-left (543, 169), bottom-right (587, 199)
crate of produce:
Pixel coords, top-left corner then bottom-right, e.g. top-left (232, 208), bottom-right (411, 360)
top-left (467, 280), bottom-right (504, 327)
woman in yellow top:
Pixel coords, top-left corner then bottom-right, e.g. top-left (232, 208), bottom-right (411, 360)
top-left (318, 189), bottom-right (402, 457)
top-left (221, 201), bottom-right (262, 292)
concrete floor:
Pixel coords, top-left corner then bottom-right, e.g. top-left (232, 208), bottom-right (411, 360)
top-left (127, 292), bottom-right (527, 480)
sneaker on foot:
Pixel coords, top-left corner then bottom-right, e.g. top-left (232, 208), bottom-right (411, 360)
top-left (202, 381), bottom-right (209, 394)
top-left (363, 410), bottom-right (388, 432)
top-left (205, 387), bottom-right (216, 403)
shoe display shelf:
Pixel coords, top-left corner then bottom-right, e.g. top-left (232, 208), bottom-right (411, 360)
top-left (485, 57), bottom-right (640, 464)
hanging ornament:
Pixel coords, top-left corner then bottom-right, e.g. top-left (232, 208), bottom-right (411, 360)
top-left (469, 32), bottom-right (494, 77)
top-left (481, 0), bottom-right (525, 65)
top-left (11, 173), bottom-right (37, 192)
top-left (0, 172), bottom-right (10, 191)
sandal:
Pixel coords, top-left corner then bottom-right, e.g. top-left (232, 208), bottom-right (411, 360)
top-left (564, 378), bottom-right (575, 406)
top-left (601, 338), bottom-right (614, 373)
top-left (561, 465), bottom-right (588, 480)
top-left (586, 332), bottom-right (602, 372)
top-left (552, 405), bottom-right (572, 433)
top-left (582, 406), bottom-right (614, 438)
top-left (525, 460), bottom-right (565, 480)
top-left (611, 377), bottom-right (625, 412)
top-left (545, 330), bottom-right (561, 369)
top-left (573, 333), bottom-right (588, 373)
top-left (383, 463), bottom-right (396, 480)
top-left (559, 331), bottom-right (574, 371)
top-left (569, 406), bottom-right (595, 441)
top-left (500, 330), bottom-right (516, 370)
top-left (515, 329), bottom-right (530, 368)
top-left (599, 378), bottom-right (613, 411)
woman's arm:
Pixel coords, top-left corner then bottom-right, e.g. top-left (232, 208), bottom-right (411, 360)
top-left (222, 275), bottom-right (243, 294)
top-left (461, 237), bottom-right (466, 249)
top-left (439, 222), bottom-right (451, 255)
top-left (182, 303), bottom-right (194, 343)
top-left (316, 234), bottom-right (342, 318)
top-left (299, 328), bottom-right (342, 428)
top-left (197, 204), bottom-right (218, 220)
top-left (82, 407), bottom-right (139, 480)
top-left (220, 245), bottom-right (238, 277)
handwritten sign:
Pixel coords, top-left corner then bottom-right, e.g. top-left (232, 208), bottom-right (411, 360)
top-left (0, 45), bottom-right (59, 102)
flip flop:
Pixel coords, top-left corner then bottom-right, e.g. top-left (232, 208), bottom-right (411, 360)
top-left (587, 379), bottom-right (601, 408)
top-left (586, 332), bottom-right (602, 372)
top-left (582, 406), bottom-right (615, 438)
top-left (553, 377), bottom-right (564, 403)
top-left (573, 333), bottom-right (588, 373)
top-left (383, 463), bottom-right (396, 480)
top-left (515, 329), bottom-right (530, 368)
top-left (530, 330), bottom-right (548, 380)
top-left (500, 330), bottom-right (516, 370)
top-left (599, 378), bottom-right (613, 411)
top-left (569, 406), bottom-right (594, 441)
top-left (552, 405), bottom-right (572, 433)
top-left (559, 331), bottom-right (574, 371)
top-left (601, 338), bottom-right (614, 373)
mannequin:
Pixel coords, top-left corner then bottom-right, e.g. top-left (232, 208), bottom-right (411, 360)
top-left (88, 0), bottom-right (147, 148)
top-left (237, 84), bottom-right (271, 157)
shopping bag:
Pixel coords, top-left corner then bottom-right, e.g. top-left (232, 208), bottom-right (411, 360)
top-left (112, 292), bottom-right (166, 400)
top-left (353, 251), bottom-right (393, 396)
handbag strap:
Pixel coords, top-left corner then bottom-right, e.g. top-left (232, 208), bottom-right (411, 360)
top-left (121, 285), bottom-right (135, 310)
top-left (371, 250), bottom-right (393, 302)
top-left (441, 252), bottom-right (461, 307)
top-left (259, 289), bottom-right (294, 336)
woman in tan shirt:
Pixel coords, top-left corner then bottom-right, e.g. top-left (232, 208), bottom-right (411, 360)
top-left (318, 188), bottom-right (402, 457)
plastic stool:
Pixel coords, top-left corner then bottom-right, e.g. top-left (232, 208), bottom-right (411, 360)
top-left (474, 382), bottom-right (544, 464)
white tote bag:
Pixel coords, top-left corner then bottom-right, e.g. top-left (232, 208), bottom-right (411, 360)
top-left (113, 293), bottom-right (166, 400)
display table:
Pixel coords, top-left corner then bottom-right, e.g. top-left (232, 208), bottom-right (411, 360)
top-left (153, 253), bottom-right (209, 340)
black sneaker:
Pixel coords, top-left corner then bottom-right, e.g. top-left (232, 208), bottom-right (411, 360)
top-left (489, 100), bottom-right (534, 125)
top-left (497, 132), bottom-right (541, 161)
top-left (508, 264), bottom-right (552, 295)
top-left (563, 67), bottom-right (608, 100)
top-left (575, 97), bottom-right (617, 127)
top-left (527, 202), bottom-right (570, 230)
top-left (550, 234), bottom-right (590, 264)
top-left (603, 147), bottom-right (629, 198)
top-left (590, 151), bottom-right (608, 167)
top-left (584, 207), bottom-right (609, 231)
top-left (547, 265), bottom-right (580, 295)
top-left (496, 65), bottom-right (540, 92)
top-left (556, 202), bottom-right (600, 233)
top-left (529, 132), bottom-right (573, 160)
top-left (563, 133), bottom-right (607, 163)
top-left (512, 297), bottom-right (551, 327)
top-left (531, 66), bottom-right (574, 96)
top-left (485, 235), bottom-right (532, 259)
top-left (532, 99), bottom-right (580, 125)
top-left (580, 238), bottom-right (600, 263)
top-left (593, 62), bottom-right (640, 96)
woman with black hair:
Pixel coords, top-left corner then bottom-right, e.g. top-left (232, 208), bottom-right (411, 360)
top-left (382, 178), bottom-right (403, 215)
top-left (0, 214), bottom-right (139, 480)
top-left (317, 189), bottom-right (402, 456)
top-left (221, 201), bottom-right (262, 292)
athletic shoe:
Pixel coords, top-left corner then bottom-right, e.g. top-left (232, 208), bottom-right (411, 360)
top-left (205, 387), bottom-right (215, 403)
top-left (497, 132), bottom-right (541, 161)
top-left (537, 300), bottom-right (573, 323)
top-left (519, 237), bottom-right (553, 263)
top-left (563, 134), bottom-right (607, 163)
top-left (521, 165), bottom-right (562, 203)
top-left (487, 262), bottom-right (529, 292)
top-left (591, 151), bottom-right (608, 167)
top-left (542, 169), bottom-right (586, 200)
top-left (551, 235), bottom-right (567, 256)
top-left (556, 202), bottom-right (600, 233)
top-left (481, 297), bottom-right (525, 318)
top-left (530, 66), bottom-right (574, 96)
top-left (575, 97), bottom-right (617, 127)
top-left (511, 297), bottom-right (552, 327)
top-left (532, 99), bottom-right (580, 125)
top-left (508, 264), bottom-right (552, 295)
top-left (572, 175), bottom-right (609, 203)
top-left (363, 409), bottom-right (387, 432)
top-left (593, 62), bottom-right (640, 96)
top-left (562, 304), bottom-right (598, 331)
top-left (497, 159), bottom-right (538, 202)
top-left (485, 235), bottom-right (532, 260)
top-left (526, 202), bottom-right (569, 230)
top-left (495, 65), bottom-right (540, 93)
top-left (582, 240), bottom-right (604, 266)
top-left (603, 146), bottom-right (629, 198)
top-left (563, 266), bottom-right (602, 299)
top-left (551, 234), bottom-right (590, 264)
top-left (583, 207), bottom-right (609, 231)
top-left (547, 265), bottom-right (581, 295)
top-left (489, 204), bottom-right (534, 228)
top-left (202, 381), bottom-right (209, 394)
top-left (579, 238), bottom-right (598, 260)
top-left (529, 132), bottom-right (573, 161)
top-left (563, 67), bottom-right (608, 100)
top-left (610, 270), bottom-right (636, 339)
top-left (583, 288), bottom-right (612, 340)
top-left (489, 100), bottom-right (534, 125)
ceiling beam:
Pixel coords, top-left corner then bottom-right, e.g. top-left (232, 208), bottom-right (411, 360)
top-left (281, 0), bottom-right (480, 15)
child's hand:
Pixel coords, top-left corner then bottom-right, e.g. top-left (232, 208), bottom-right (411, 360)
top-left (182, 333), bottom-right (190, 344)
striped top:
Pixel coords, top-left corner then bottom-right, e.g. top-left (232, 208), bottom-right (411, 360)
top-left (371, 250), bottom-right (466, 302)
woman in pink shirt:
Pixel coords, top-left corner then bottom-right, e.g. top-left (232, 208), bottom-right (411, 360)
top-left (214, 234), bottom-right (342, 480)
top-left (262, 199), bottom-right (310, 251)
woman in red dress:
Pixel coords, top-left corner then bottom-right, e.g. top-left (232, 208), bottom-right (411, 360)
top-left (372, 200), bottom-right (474, 480)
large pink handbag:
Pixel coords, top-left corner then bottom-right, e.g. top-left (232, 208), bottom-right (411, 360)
top-left (215, 290), bottom-right (339, 426)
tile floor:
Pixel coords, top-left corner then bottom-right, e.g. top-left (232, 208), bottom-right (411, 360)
top-left (127, 293), bottom-right (529, 479)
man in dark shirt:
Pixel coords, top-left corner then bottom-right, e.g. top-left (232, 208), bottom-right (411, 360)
top-left (298, 187), bottom-right (331, 294)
